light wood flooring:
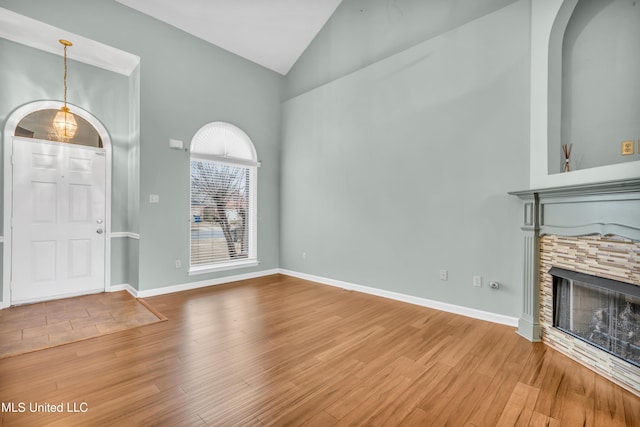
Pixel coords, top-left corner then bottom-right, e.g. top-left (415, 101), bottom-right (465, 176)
top-left (1, 274), bottom-right (639, 426)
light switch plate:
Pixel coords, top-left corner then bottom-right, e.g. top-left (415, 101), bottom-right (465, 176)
top-left (473, 276), bottom-right (482, 287)
top-left (149, 194), bottom-right (160, 203)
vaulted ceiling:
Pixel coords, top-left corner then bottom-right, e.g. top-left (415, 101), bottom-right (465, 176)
top-left (114, 0), bottom-right (344, 75)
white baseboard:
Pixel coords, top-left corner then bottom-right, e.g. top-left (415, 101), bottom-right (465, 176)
top-left (5, 269), bottom-right (518, 327)
top-left (2, 271), bottom-right (276, 308)
top-left (95, 270), bottom-right (519, 328)
top-left (129, 268), bottom-right (281, 298)
top-left (108, 283), bottom-right (139, 297)
top-left (279, 269), bottom-right (519, 327)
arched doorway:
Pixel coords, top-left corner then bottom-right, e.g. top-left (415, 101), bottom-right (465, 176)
top-left (3, 101), bottom-right (112, 306)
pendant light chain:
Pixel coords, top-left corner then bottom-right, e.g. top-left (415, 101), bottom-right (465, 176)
top-left (60, 39), bottom-right (72, 109)
top-left (53, 39), bottom-right (77, 141)
top-left (63, 42), bottom-right (68, 108)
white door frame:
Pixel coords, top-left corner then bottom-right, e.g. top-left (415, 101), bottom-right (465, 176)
top-left (2, 100), bottom-right (112, 308)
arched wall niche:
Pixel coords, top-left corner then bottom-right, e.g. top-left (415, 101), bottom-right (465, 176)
top-left (530, 0), bottom-right (640, 189)
top-left (557, 0), bottom-right (640, 173)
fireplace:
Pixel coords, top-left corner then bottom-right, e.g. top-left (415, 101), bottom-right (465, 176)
top-left (510, 179), bottom-right (640, 395)
top-left (551, 267), bottom-right (640, 368)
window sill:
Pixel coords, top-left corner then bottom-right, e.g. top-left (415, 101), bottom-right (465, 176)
top-left (188, 258), bottom-right (259, 276)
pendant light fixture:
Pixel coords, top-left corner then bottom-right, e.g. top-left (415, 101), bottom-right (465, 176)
top-left (53, 39), bottom-right (77, 141)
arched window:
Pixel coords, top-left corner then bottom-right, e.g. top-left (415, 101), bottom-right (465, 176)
top-left (189, 122), bottom-right (259, 273)
top-left (15, 108), bottom-right (103, 147)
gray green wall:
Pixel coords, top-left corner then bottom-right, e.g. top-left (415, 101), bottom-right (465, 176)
top-left (130, 18), bottom-right (283, 291)
top-left (286, 0), bottom-right (521, 99)
top-left (280, 0), bottom-right (531, 318)
top-left (2, 0), bottom-right (534, 320)
top-left (0, 0), bottom-right (283, 294)
top-left (558, 0), bottom-right (640, 172)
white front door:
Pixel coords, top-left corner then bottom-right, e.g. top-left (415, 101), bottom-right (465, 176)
top-left (11, 137), bottom-right (106, 304)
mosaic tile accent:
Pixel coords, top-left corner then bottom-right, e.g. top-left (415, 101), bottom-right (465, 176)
top-left (539, 234), bottom-right (640, 395)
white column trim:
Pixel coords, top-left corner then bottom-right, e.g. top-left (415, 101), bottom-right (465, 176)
top-left (0, 7), bottom-right (139, 76)
top-left (111, 232), bottom-right (140, 240)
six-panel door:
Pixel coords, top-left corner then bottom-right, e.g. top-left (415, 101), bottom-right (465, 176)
top-left (11, 137), bottom-right (106, 304)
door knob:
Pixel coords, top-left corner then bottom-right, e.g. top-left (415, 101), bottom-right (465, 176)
top-left (96, 228), bottom-right (104, 234)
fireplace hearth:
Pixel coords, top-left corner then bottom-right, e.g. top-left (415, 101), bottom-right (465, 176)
top-left (551, 267), bottom-right (640, 368)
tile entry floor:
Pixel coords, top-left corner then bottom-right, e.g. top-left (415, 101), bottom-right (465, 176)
top-left (0, 291), bottom-right (164, 359)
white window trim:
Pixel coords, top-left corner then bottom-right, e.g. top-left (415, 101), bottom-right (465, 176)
top-left (188, 122), bottom-right (259, 274)
top-left (191, 153), bottom-right (261, 168)
top-left (188, 258), bottom-right (260, 276)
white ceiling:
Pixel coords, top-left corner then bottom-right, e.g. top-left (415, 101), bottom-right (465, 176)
top-left (114, 0), bottom-right (344, 75)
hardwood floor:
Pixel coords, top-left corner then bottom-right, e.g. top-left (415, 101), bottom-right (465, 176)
top-left (1, 274), bottom-right (639, 426)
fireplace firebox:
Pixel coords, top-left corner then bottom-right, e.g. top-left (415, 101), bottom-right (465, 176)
top-left (551, 267), bottom-right (640, 368)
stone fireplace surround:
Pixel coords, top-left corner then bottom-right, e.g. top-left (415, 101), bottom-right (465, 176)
top-left (511, 178), bottom-right (640, 396)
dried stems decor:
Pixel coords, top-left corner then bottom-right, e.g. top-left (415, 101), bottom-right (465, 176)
top-left (562, 143), bottom-right (573, 172)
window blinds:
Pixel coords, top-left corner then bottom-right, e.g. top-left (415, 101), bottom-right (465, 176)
top-left (190, 160), bottom-right (250, 266)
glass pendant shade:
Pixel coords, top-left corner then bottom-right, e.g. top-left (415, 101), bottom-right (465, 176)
top-left (53, 39), bottom-right (77, 142)
top-left (53, 106), bottom-right (77, 140)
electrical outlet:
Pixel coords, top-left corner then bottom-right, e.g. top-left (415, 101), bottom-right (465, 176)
top-left (439, 270), bottom-right (448, 281)
top-left (473, 275), bottom-right (482, 287)
top-left (175, 259), bottom-right (181, 268)
top-left (302, 252), bottom-right (307, 259)
top-left (622, 140), bottom-right (634, 155)
top-left (149, 194), bottom-right (160, 203)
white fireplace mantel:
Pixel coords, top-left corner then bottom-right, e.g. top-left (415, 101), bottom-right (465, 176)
top-left (509, 178), bottom-right (640, 341)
